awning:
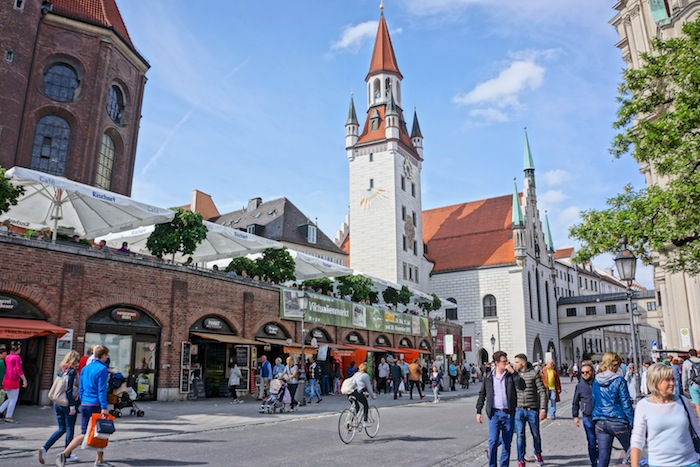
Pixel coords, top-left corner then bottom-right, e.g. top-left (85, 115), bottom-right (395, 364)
top-left (284, 346), bottom-right (318, 355)
top-left (345, 343), bottom-right (380, 352)
top-left (0, 318), bottom-right (68, 339)
top-left (190, 332), bottom-right (260, 345)
top-left (401, 347), bottom-right (431, 355)
top-left (375, 346), bottom-right (408, 354)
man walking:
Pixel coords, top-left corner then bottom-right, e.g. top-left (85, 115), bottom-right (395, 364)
top-left (390, 360), bottom-right (403, 399)
top-left (307, 357), bottom-right (322, 403)
top-left (540, 358), bottom-right (561, 420)
top-left (408, 359), bottom-right (425, 400)
top-left (572, 363), bottom-right (597, 467)
top-left (682, 348), bottom-right (700, 419)
top-left (514, 353), bottom-right (546, 467)
top-left (377, 357), bottom-right (389, 394)
top-left (476, 351), bottom-right (523, 467)
top-left (257, 355), bottom-right (272, 400)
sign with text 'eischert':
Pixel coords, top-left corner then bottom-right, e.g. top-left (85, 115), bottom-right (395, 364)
top-left (280, 288), bottom-right (428, 337)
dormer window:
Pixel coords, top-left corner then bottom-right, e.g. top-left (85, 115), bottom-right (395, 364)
top-left (307, 225), bottom-right (317, 244)
top-left (370, 109), bottom-right (380, 131)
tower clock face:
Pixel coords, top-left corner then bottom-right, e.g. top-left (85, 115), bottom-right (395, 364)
top-left (403, 158), bottom-right (415, 180)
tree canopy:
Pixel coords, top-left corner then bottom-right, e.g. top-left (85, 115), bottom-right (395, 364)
top-left (0, 166), bottom-right (24, 215)
top-left (570, 17), bottom-right (700, 274)
top-left (146, 207), bottom-right (208, 260)
top-left (336, 274), bottom-right (374, 303)
top-left (256, 247), bottom-right (296, 283)
top-left (301, 277), bottom-right (334, 294)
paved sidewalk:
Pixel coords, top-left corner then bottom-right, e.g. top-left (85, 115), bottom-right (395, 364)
top-left (0, 382), bottom-right (481, 461)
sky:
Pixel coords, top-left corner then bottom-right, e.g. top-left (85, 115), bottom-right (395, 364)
top-left (116, 0), bottom-right (652, 287)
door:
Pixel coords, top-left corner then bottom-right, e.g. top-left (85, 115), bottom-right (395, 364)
top-left (133, 337), bottom-right (157, 400)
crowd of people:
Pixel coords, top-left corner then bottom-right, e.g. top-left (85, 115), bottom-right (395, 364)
top-left (476, 349), bottom-right (700, 467)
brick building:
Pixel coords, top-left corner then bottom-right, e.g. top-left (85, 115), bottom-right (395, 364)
top-left (0, 236), bottom-right (457, 404)
top-left (0, 0), bottom-right (148, 196)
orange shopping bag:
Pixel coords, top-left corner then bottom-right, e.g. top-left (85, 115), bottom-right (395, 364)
top-left (83, 413), bottom-right (115, 449)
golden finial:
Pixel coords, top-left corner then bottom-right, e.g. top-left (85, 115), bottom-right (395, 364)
top-left (380, 1), bottom-right (384, 11)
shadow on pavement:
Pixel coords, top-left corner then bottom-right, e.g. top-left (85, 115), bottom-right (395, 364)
top-left (120, 458), bottom-right (209, 466)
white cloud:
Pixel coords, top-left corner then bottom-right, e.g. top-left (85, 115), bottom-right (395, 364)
top-left (539, 190), bottom-right (569, 207)
top-left (540, 169), bottom-right (574, 187)
top-left (468, 108), bottom-right (509, 123)
top-left (454, 60), bottom-right (545, 107)
top-left (331, 21), bottom-right (378, 52)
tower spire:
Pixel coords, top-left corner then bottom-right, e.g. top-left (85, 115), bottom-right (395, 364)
top-left (410, 107), bottom-right (423, 138)
top-left (346, 93), bottom-right (358, 125)
top-left (524, 127), bottom-right (535, 171)
top-left (366, 10), bottom-right (402, 80)
top-left (512, 179), bottom-right (524, 227)
top-left (543, 211), bottom-right (554, 253)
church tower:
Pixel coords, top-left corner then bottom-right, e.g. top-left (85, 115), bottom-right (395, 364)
top-left (346, 9), bottom-right (429, 291)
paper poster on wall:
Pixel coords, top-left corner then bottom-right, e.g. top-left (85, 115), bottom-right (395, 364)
top-left (53, 329), bottom-right (74, 376)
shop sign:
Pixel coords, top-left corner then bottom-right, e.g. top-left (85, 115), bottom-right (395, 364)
top-left (347, 334), bottom-right (359, 343)
top-left (420, 340), bottom-right (430, 350)
top-left (280, 288), bottom-right (429, 337)
top-left (463, 336), bottom-right (472, 352)
top-left (203, 318), bottom-right (223, 330)
top-left (400, 338), bottom-right (410, 347)
top-left (311, 330), bottom-right (324, 339)
top-left (376, 336), bottom-right (388, 345)
top-left (111, 308), bottom-right (140, 322)
top-left (445, 334), bottom-right (454, 355)
top-left (265, 324), bottom-right (279, 336)
top-left (0, 296), bottom-right (18, 311)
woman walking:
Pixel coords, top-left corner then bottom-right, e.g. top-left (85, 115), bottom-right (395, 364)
top-left (0, 341), bottom-right (27, 423)
top-left (630, 363), bottom-right (700, 467)
top-left (38, 350), bottom-right (80, 464)
top-left (592, 352), bottom-right (634, 467)
top-left (282, 357), bottom-right (299, 411)
top-left (228, 362), bottom-right (242, 404)
top-left (430, 365), bottom-right (441, 403)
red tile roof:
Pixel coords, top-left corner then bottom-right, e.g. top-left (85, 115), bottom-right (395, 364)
top-left (50, 0), bottom-right (133, 48)
top-left (554, 247), bottom-right (574, 260)
top-left (356, 104), bottom-right (419, 158)
top-left (422, 194), bottom-right (515, 273)
top-left (366, 13), bottom-right (402, 80)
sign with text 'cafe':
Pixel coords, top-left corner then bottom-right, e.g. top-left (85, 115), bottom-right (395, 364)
top-left (280, 288), bottom-right (429, 337)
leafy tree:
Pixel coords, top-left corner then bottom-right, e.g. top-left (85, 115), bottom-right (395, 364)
top-left (337, 274), bottom-right (374, 302)
top-left (146, 207), bottom-right (208, 261)
top-left (382, 287), bottom-right (400, 309)
top-left (570, 17), bottom-right (700, 274)
top-left (225, 256), bottom-right (258, 277)
top-left (419, 293), bottom-right (443, 313)
top-left (301, 277), bottom-right (333, 294)
top-left (256, 247), bottom-right (296, 283)
top-left (397, 285), bottom-right (412, 307)
top-left (0, 166), bottom-right (25, 215)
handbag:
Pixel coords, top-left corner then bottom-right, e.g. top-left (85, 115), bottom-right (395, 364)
top-left (95, 417), bottom-right (116, 439)
top-left (48, 373), bottom-right (70, 407)
top-left (679, 396), bottom-right (700, 454)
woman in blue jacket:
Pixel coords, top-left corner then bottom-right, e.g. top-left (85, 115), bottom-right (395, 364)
top-left (592, 352), bottom-right (634, 467)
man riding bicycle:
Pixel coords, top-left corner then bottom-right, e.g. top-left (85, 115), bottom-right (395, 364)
top-left (349, 362), bottom-right (376, 426)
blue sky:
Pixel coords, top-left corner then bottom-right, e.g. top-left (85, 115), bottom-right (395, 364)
top-left (117, 0), bottom-right (651, 286)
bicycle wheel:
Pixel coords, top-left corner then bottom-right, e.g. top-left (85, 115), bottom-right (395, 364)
top-left (364, 406), bottom-right (380, 438)
top-left (338, 409), bottom-right (356, 444)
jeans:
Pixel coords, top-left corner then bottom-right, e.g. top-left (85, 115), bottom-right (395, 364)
top-left (488, 410), bottom-right (514, 467)
top-left (582, 416), bottom-right (598, 467)
top-left (409, 380), bottom-right (423, 398)
top-left (287, 384), bottom-right (299, 408)
top-left (392, 378), bottom-right (402, 398)
top-left (515, 408), bottom-right (541, 461)
top-left (595, 419), bottom-right (630, 467)
top-left (308, 378), bottom-right (321, 402)
top-left (548, 389), bottom-right (557, 418)
top-left (43, 404), bottom-right (77, 451)
top-left (321, 375), bottom-right (331, 395)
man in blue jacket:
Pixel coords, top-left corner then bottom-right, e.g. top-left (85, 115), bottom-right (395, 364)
top-left (476, 351), bottom-right (524, 467)
top-left (57, 345), bottom-right (111, 467)
top-left (572, 363), bottom-right (597, 467)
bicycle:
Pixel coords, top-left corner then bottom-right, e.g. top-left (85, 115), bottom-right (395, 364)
top-left (338, 394), bottom-right (380, 444)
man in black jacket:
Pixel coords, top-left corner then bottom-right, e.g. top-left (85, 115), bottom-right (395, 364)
top-left (476, 351), bottom-right (524, 467)
top-left (389, 360), bottom-right (403, 399)
top-left (572, 363), bottom-right (597, 467)
top-left (514, 353), bottom-right (547, 467)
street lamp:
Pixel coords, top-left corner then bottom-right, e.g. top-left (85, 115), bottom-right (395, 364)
top-left (576, 347), bottom-right (581, 364)
top-left (430, 321), bottom-right (438, 360)
top-left (490, 334), bottom-right (496, 356)
top-left (297, 292), bottom-right (309, 406)
top-left (614, 239), bottom-right (641, 400)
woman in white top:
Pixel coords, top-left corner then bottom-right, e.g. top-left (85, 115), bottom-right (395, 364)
top-left (282, 357), bottom-right (299, 411)
top-left (630, 363), bottom-right (700, 467)
top-left (350, 362), bottom-right (376, 425)
top-left (228, 363), bottom-right (242, 403)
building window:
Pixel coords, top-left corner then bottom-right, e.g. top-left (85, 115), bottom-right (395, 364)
top-left (402, 235), bottom-right (407, 251)
top-left (402, 206), bottom-right (406, 220)
top-left (369, 153), bottom-right (373, 162)
top-left (413, 240), bottom-right (417, 255)
top-left (545, 281), bottom-right (551, 324)
top-left (4, 50), bottom-right (14, 63)
top-left (307, 225), bottom-right (317, 244)
top-left (483, 295), bottom-right (497, 318)
top-left (411, 182), bottom-right (416, 197)
top-left (566, 307), bottom-right (576, 317)
top-left (403, 262), bottom-right (407, 280)
top-left (647, 301), bottom-right (657, 311)
top-left (408, 267), bottom-right (413, 281)
top-left (414, 266), bottom-right (419, 283)
top-left (585, 306), bottom-right (596, 316)
top-left (412, 211), bottom-right (416, 226)
top-left (30, 115), bottom-right (70, 176)
top-left (14, 0), bottom-right (25, 10)
top-left (43, 63), bottom-right (79, 102)
top-left (401, 176), bottom-right (406, 191)
top-left (536, 270), bottom-right (542, 321)
top-left (605, 304), bottom-right (617, 314)
top-left (95, 133), bottom-right (115, 190)
top-left (106, 85), bottom-right (125, 123)
top-left (369, 178), bottom-right (374, 190)
top-left (528, 272), bottom-right (533, 319)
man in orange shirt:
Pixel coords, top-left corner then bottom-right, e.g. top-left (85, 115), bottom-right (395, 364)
top-left (540, 359), bottom-right (561, 419)
top-left (408, 359), bottom-right (425, 400)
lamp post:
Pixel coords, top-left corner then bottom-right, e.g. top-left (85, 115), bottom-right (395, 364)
top-left (576, 346), bottom-right (581, 365)
top-left (297, 293), bottom-right (309, 406)
top-left (490, 334), bottom-right (496, 356)
top-left (614, 240), bottom-right (641, 401)
top-left (430, 321), bottom-right (438, 361)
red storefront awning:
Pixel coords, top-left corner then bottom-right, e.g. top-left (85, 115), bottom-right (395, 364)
top-left (375, 346), bottom-right (408, 354)
top-left (0, 318), bottom-right (68, 339)
top-left (344, 343), bottom-right (380, 352)
top-left (400, 347), bottom-right (431, 355)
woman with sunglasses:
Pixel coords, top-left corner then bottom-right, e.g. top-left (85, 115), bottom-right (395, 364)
top-left (572, 364), bottom-right (597, 467)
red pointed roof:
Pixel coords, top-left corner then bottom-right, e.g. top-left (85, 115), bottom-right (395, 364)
top-left (366, 13), bottom-right (402, 80)
top-left (50, 0), bottom-right (134, 48)
top-left (422, 195), bottom-right (516, 273)
top-left (355, 104), bottom-right (419, 158)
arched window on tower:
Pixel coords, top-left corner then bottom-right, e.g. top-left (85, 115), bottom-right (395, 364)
top-left (106, 85), bottom-right (125, 124)
top-left (30, 115), bottom-right (70, 176)
top-left (95, 133), bottom-right (115, 190)
top-left (43, 63), bottom-right (80, 102)
top-left (483, 295), bottom-right (497, 318)
top-left (536, 270), bottom-right (542, 321)
top-left (545, 281), bottom-right (551, 324)
top-left (528, 272), bottom-right (533, 319)
top-left (385, 77), bottom-right (392, 98)
top-left (373, 78), bottom-right (381, 102)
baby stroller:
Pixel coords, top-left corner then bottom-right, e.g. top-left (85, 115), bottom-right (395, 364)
top-left (259, 378), bottom-right (289, 414)
top-left (108, 373), bottom-right (145, 418)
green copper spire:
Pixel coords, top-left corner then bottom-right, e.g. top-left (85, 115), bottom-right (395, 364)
top-left (346, 93), bottom-right (358, 126)
top-left (512, 179), bottom-right (524, 227)
top-left (543, 211), bottom-right (554, 252)
top-left (524, 127), bottom-right (535, 171)
top-left (410, 107), bottom-right (423, 138)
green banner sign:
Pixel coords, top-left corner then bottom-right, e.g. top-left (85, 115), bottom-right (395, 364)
top-left (280, 288), bottom-right (429, 337)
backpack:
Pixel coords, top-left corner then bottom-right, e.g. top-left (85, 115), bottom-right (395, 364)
top-left (341, 376), bottom-right (357, 395)
top-left (690, 361), bottom-right (700, 385)
top-left (48, 372), bottom-right (70, 407)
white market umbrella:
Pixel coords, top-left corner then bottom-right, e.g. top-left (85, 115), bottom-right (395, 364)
top-left (98, 220), bottom-right (283, 262)
top-left (289, 250), bottom-right (353, 280)
top-left (2, 167), bottom-right (175, 241)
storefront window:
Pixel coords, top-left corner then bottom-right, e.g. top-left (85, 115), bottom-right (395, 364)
top-left (85, 332), bottom-right (133, 376)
